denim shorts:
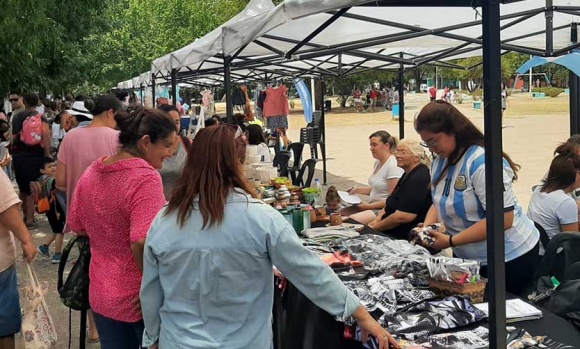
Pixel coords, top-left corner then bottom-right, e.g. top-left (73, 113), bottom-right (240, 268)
top-left (0, 264), bottom-right (21, 337)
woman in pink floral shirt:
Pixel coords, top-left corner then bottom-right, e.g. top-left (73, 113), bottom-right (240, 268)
top-left (68, 107), bottom-right (177, 349)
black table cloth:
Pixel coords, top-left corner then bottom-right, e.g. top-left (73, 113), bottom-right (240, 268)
top-left (272, 222), bottom-right (580, 349)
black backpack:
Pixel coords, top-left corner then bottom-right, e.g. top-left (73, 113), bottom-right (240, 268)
top-left (527, 276), bottom-right (580, 317)
top-left (57, 236), bottom-right (91, 311)
top-left (535, 232), bottom-right (580, 281)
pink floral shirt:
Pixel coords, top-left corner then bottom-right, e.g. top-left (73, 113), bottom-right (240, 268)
top-left (68, 157), bottom-right (166, 322)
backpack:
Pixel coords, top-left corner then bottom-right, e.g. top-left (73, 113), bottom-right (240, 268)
top-left (30, 177), bottom-right (54, 214)
top-left (57, 236), bottom-right (91, 311)
top-left (20, 112), bottom-right (43, 146)
top-left (526, 276), bottom-right (580, 319)
top-left (535, 232), bottom-right (580, 281)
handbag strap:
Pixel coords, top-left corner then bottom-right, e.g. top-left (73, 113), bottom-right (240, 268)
top-left (57, 235), bottom-right (78, 290)
top-left (26, 262), bottom-right (40, 289)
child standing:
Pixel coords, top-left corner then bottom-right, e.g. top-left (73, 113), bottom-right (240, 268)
top-left (36, 157), bottom-right (66, 263)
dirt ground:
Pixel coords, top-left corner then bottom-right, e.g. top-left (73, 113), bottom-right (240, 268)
top-left (13, 90), bottom-right (573, 349)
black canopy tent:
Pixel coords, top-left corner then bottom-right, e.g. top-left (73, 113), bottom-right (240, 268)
top-left (140, 1), bottom-right (580, 347)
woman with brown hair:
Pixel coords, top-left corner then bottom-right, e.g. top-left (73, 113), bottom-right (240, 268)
top-left (414, 100), bottom-right (539, 295)
top-left (140, 125), bottom-right (399, 349)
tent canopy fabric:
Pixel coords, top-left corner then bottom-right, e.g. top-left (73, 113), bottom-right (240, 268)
top-left (145, 0), bottom-right (580, 84)
top-left (516, 52), bottom-right (580, 77)
top-left (151, 0), bottom-right (275, 77)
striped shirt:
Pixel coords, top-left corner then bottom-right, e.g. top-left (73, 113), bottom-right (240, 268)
top-left (431, 145), bottom-right (539, 264)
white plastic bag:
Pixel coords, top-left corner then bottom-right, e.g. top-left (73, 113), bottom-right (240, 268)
top-left (21, 263), bottom-right (57, 349)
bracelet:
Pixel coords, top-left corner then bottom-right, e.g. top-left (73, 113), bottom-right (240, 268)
top-left (449, 235), bottom-right (455, 247)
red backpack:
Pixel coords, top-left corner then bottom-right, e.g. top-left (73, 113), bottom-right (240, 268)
top-left (21, 113), bottom-right (43, 146)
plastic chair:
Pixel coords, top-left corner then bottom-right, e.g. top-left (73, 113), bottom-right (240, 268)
top-left (273, 152), bottom-right (291, 177)
top-left (287, 142), bottom-right (305, 180)
top-left (292, 159), bottom-right (317, 187)
top-left (533, 221), bottom-right (551, 251)
top-left (535, 232), bottom-right (580, 281)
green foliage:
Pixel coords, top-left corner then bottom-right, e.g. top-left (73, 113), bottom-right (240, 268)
top-left (0, 0), bottom-right (253, 95)
top-left (532, 87), bottom-right (563, 98)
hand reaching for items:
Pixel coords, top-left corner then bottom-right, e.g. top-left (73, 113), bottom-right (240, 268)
top-left (355, 306), bottom-right (400, 349)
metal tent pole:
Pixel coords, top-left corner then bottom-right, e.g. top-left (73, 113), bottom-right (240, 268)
top-left (224, 56), bottom-right (234, 124)
top-left (171, 69), bottom-right (177, 106)
top-left (570, 22), bottom-right (580, 135)
top-left (319, 79), bottom-right (327, 185)
top-left (151, 74), bottom-right (156, 108)
top-left (546, 0), bottom-right (554, 55)
top-left (482, 1), bottom-right (507, 348)
top-left (398, 52), bottom-right (405, 139)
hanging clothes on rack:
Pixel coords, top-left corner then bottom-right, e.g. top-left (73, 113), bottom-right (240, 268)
top-left (240, 85), bottom-right (254, 121)
top-left (263, 84), bottom-right (290, 131)
top-left (200, 89), bottom-right (215, 116)
top-left (254, 83), bottom-right (265, 122)
top-left (232, 86), bottom-right (246, 113)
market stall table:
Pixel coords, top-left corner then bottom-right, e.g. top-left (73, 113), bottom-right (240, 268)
top-left (272, 223), bottom-right (580, 349)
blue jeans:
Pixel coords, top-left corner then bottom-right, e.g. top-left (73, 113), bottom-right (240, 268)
top-left (0, 265), bottom-right (21, 337)
top-left (93, 313), bottom-right (144, 349)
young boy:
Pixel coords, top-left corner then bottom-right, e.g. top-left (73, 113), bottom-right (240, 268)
top-left (36, 157), bottom-right (66, 263)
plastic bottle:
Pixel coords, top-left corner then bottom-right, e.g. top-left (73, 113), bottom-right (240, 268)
top-left (313, 179), bottom-right (323, 208)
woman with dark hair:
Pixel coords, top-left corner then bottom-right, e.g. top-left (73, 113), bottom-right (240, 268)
top-left (157, 104), bottom-right (191, 199)
top-left (140, 125), bottom-right (399, 349)
top-left (341, 130), bottom-right (403, 224)
top-left (68, 107), bottom-right (176, 349)
top-left (55, 94), bottom-right (125, 342)
top-left (414, 100), bottom-right (539, 295)
top-left (528, 143), bottom-right (580, 253)
top-left (246, 124), bottom-right (270, 162)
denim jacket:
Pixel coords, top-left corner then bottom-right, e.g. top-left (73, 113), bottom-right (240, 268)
top-left (140, 189), bottom-right (360, 348)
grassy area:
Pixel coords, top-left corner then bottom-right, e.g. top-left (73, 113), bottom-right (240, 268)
top-left (454, 93), bottom-right (570, 118)
top-left (215, 91), bottom-right (570, 126)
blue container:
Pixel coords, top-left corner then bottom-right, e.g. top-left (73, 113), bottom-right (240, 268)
top-left (565, 88), bottom-right (570, 95)
top-left (392, 104), bottom-right (399, 118)
top-left (473, 101), bottom-right (482, 109)
top-left (180, 116), bottom-right (191, 131)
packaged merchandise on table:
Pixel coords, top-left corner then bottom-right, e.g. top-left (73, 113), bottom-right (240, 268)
top-left (380, 296), bottom-right (487, 341)
top-left (426, 256), bottom-right (481, 284)
top-left (409, 223), bottom-right (445, 247)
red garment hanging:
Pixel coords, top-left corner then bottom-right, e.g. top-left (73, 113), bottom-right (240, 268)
top-left (263, 85), bottom-right (289, 118)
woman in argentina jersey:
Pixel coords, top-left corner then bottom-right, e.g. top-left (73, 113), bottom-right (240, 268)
top-left (414, 101), bottom-right (539, 295)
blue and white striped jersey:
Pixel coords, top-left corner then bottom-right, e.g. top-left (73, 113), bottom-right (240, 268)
top-left (431, 145), bottom-right (539, 264)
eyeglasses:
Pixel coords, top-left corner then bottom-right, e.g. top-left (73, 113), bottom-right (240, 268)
top-left (220, 123), bottom-right (244, 139)
top-left (420, 140), bottom-right (438, 148)
top-left (9, 98), bottom-right (19, 102)
top-left (394, 149), bottom-right (410, 156)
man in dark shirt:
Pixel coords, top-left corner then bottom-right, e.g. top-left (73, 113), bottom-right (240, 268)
top-left (10, 92), bottom-right (50, 227)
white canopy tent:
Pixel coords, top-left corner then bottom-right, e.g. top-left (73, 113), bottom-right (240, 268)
top-left (150, 0), bottom-right (580, 82)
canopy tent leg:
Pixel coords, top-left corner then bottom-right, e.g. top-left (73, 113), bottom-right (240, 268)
top-left (398, 52), bottom-right (405, 139)
top-left (319, 79), bottom-right (327, 185)
top-left (570, 23), bottom-right (580, 136)
top-left (151, 74), bottom-right (156, 108)
top-left (171, 69), bottom-right (177, 106)
top-left (224, 56), bottom-right (234, 124)
top-left (482, 1), bottom-right (507, 348)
